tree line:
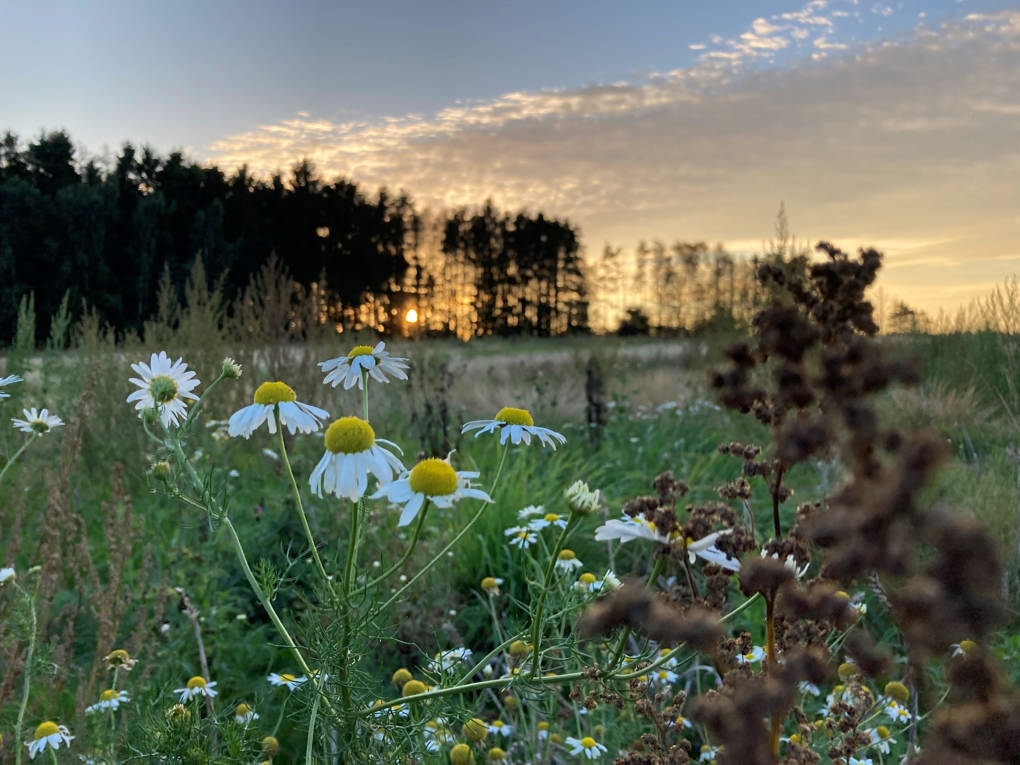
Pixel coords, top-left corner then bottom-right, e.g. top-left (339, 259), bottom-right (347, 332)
top-left (0, 130), bottom-right (589, 344)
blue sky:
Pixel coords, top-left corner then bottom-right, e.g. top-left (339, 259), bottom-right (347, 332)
top-left (4, 0), bottom-right (1020, 316)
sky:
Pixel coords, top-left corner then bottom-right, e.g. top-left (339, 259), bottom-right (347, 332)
top-left (3, 0), bottom-right (1019, 319)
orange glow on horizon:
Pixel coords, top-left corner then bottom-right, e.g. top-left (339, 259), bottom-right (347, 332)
top-left (405, 308), bottom-right (418, 323)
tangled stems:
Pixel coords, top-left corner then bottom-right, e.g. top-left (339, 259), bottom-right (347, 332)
top-left (528, 513), bottom-right (582, 675)
top-left (12, 579), bottom-right (38, 765)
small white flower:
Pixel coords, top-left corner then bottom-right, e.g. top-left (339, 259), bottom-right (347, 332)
top-left (0, 373), bottom-right (22, 398)
top-left (736, 646), bottom-right (766, 664)
top-left (228, 381), bottom-right (328, 437)
top-left (527, 511), bottom-right (568, 531)
top-left (234, 703), bottom-right (259, 724)
top-left (372, 454), bottom-right (492, 527)
top-left (11, 407), bottom-right (64, 435)
top-left (268, 672), bottom-right (307, 691)
top-left (86, 689), bottom-right (131, 713)
top-left (565, 735), bottom-right (608, 759)
top-left (760, 547), bottom-right (809, 578)
top-left (320, 341), bottom-right (409, 390)
top-left (0, 566), bottom-right (14, 584)
top-left (564, 480), bottom-right (600, 514)
top-left (26, 721), bottom-right (74, 759)
top-left (428, 647), bottom-right (473, 674)
top-left (594, 516), bottom-right (670, 544)
top-left (867, 726), bottom-right (895, 754)
top-left (883, 699), bottom-right (912, 723)
top-left (309, 417), bottom-right (405, 501)
top-left (505, 526), bottom-right (538, 549)
top-left (699, 744), bottom-right (720, 762)
top-left (849, 758), bottom-right (874, 765)
top-left (461, 406), bottom-right (566, 449)
top-left (174, 675), bottom-right (218, 702)
top-left (126, 351), bottom-right (200, 427)
top-left (687, 531), bottom-right (740, 571)
top-left (488, 719), bottom-right (513, 738)
top-left (555, 549), bottom-right (583, 572)
top-left (651, 668), bottom-right (679, 685)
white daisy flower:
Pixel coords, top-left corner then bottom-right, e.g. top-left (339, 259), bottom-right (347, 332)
top-left (371, 454), bottom-right (492, 527)
top-left (126, 351), bottom-right (200, 427)
top-left (867, 725), bottom-right (895, 754)
top-left (527, 510), bottom-right (568, 531)
top-left (309, 416), bottom-right (404, 501)
top-left (883, 699), bottom-right (912, 723)
top-left (268, 672), bottom-right (307, 691)
top-left (428, 647), bottom-right (473, 674)
top-left (0, 373), bottom-right (22, 399)
top-left (461, 406), bottom-right (566, 449)
top-left (669, 714), bottom-right (692, 728)
top-left (687, 531), bottom-right (740, 571)
top-left (505, 526), bottom-right (538, 549)
top-left (320, 341), bottom-right (409, 390)
top-left (849, 758), bottom-right (873, 765)
top-left (555, 549), bottom-right (583, 572)
top-left (85, 689), bottom-right (131, 713)
top-left (424, 719), bottom-right (455, 751)
top-left (174, 675), bottom-right (218, 702)
top-left (565, 735), bottom-right (608, 759)
top-left (0, 566), bottom-right (14, 584)
top-left (760, 547), bottom-right (810, 579)
top-left (228, 381), bottom-right (328, 438)
top-left (594, 516), bottom-right (671, 544)
top-left (564, 479), bottom-right (600, 514)
top-left (26, 721), bottom-right (74, 759)
top-left (651, 668), bottom-right (679, 685)
top-left (575, 570), bottom-right (621, 594)
top-left (234, 703), bottom-right (259, 724)
top-left (736, 646), bottom-right (766, 664)
top-left (699, 744), bottom-right (720, 762)
top-left (11, 407), bottom-right (63, 435)
top-left (488, 719), bottom-right (513, 738)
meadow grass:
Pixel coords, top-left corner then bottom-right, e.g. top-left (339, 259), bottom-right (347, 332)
top-left (2, 281), bottom-right (1020, 763)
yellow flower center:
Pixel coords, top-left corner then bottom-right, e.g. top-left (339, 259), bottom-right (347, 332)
top-left (324, 417), bottom-right (375, 454)
top-left (581, 737), bottom-right (597, 749)
top-left (253, 381), bottom-right (297, 405)
top-left (509, 640), bottom-right (530, 657)
top-left (537, 722), bottom-right (549, 732)
top-left (149, 374), bottom-right (179, 404)
top-left (186, 676), bottom-right (207, 690)
top-left (876, 725), bottom-right (890, 740)
top-left (236, 703), bottom-right (252, 716)
top-left (28, 418), bottom-right (50, 434)
top-left (450, 743), bottom-right (474, 765)
top-left (544, 513), bottom-right (561, 523)
top-left (463, 717), bottom-right (488, 742)
top-left (488, 747), bottom-right (507, 760)
top-left (558, 549), bottom-right (576, 560)
top-left (494, 407), bottom-right (534, 426)
top-left (278, 673), bottom-right (296, 682)
top-left (391, 668), bottom-right (413, 686)
top-left (34, 721), bottom-right (59, 739)
top-left (408, 458), bottom-right (458, 496)
top-left (884, 681), bottom-right (909, 703)
top-left (579, 572), bottom-right (597, 585)
top-left (347, 345), bottom-right (375, 358)
top-left (100, 689), bottom-right (118, 701)
top-left (402, 679), bottom-right (427, 697)
top-left (262, 736), bottom-right (280, 756)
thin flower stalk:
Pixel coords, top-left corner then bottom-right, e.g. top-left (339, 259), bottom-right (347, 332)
top-left (354, 503), bottom-right (430, 595)
top-left (529, 514), bottom-right (581, 675)
top-left (13, 579), bottom-right (38, 765)
top-left (0, 436), bottom-right (36, 485)
top-left (274, 409), bottom-right (333, 594)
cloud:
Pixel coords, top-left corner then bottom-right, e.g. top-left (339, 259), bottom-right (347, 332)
top-left (206, 9), bottom-right (1020, 314)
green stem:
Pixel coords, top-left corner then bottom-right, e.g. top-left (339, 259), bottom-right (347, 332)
top-left (13, 581), bottom-right (37, 765)
top-left (608, 554), bottom-right (667, 668)
top-left (306, 683), bottom-right (321, 764)
top-left (275, 409), bottom-right (332, 593)
top-left (529, 515), bottom-right (580, 674)
top-left (354, 502), bottom-right (429, 595)
top-left (0, 435), bottom-right (37, 485)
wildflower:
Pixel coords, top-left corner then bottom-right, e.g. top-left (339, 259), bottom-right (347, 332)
top-left (488, 747), bottom-right (507, 761)
top-left (537, 721), bottom-right (550, 740)
top-left (488, 720), bottom-right (513, 738)
top-left (402, 679), bottom-right (427, 696)
top-left (450, 742), bottom-right (475, 764)
top-left (506, 525), bottom-right (539, 549)
top-left (26, 721), bottom-right (73, 759)
top-left (424, 719), bottom-right (455, 751)
top-left (261, 736), bottom-right (280, 757)
top-left (849, 758), bottom-right (874, 765)
top-left (651, 668), bottom-right (679, 685)
top-left (0, 566), bottom-right (14, 585)
top-left (951, 640), bottom-right (978, 657)
top-left (309, 416), bottom-right (404, 500)
top-left (429, 647), bottom-right (473, 674)
top-left (0, 373), bottom-right (22, 398)
top-left (268, 672), bottom-right (307, 691)
top-left (174, 675), bottom-right (218, 702)
top-left (565, 735), bottom-right (608, 759)
top-left (736, 646), bottom-right (766, 664)
top-left (594, 516), bottom-right (671, 544)
top-left (126, 351), bottom-right (200, 427)
top-left (687, 531), bottom-right (740, 571)
top-left (320, 341), bottom-right (409, 390)
top-left (86, 689), bottom-right (131, 713)
top-left (868, 725), bottom-right (895, 754)
top-left (165, 704), bottom-right (191, 725)
top-left (461, 407), bottom-right (566, 449)
top-left (481, 576), bottom-right (503, 596)
top-left (221, 357), bottom-right (243, 379)
top-left (228, 381), bottom-right (328, 438)
top-left (463, 717), bottom-right (488, 742)
top-left (392, 668), bottom-right (414, 688)
top-left (699, 744), bottom-right (720, 762)
top-left (564, 480), bottom-right (600, 515)
top-left (372, 455), bottom-right (492, 527)
top-left (102, 648), bottom-right (137, 672)
top-left (11, 408), bottom-right (63, 435)
top-left (883, 698), bottom-right (912, 723)
top-left (526, 510), bottom-right (568, 531)
top-left (555, 549), bottom-right (583, 572)
top-left (669, 714), bottom-right (692, 728)
top-left (575, 570), bottom-right (621, 594)
top-left (760, 547), bottom-right (809, 579)
top-left (234, 703), bottom-right (259, 724)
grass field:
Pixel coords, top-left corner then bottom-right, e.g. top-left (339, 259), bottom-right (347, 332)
top-left (2, 309), bottom-right (1019, 763)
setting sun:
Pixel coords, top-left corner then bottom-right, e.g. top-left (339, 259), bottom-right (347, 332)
top-left (405, 308), bottom-right (418, 324)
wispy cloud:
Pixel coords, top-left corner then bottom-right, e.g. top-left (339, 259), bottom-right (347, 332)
top-left (207, 7), bottom-right (1020, 313)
